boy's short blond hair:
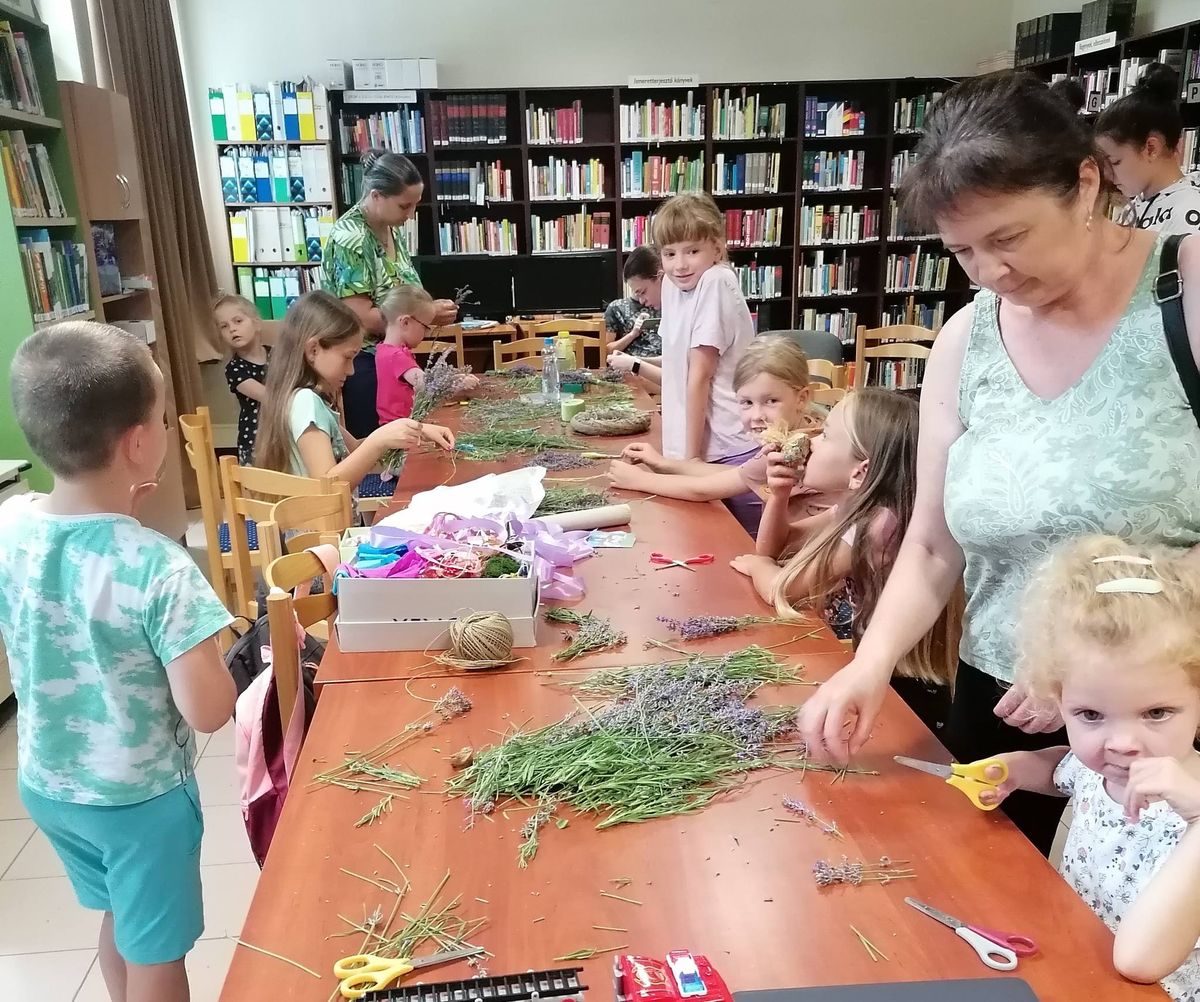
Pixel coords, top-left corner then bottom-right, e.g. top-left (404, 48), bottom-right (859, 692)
top-left (213, 293), bottom-right (258, 319)
top-left (380, 284), bottom-right (434, 323)
top-left (652, 192), bottom-right (726, 251)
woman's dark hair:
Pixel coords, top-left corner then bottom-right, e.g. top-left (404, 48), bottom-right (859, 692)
top-left (361, 149), bottom-right (422, 198)
top-left (623, 245), bottom-right (661, 281)
top-left (1049, 77), bottom-right (1086, 114)
top-left (1095, 62), bottom-right (1183, 150)
top-left (899, 71), bottom-right (1100, 233)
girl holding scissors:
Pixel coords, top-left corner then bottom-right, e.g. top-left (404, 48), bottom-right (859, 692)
top-left (982, 536), bottom-right (1200, 998)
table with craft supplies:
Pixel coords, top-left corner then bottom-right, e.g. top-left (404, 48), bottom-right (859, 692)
top-left (220, 670), bottom-right (1164, 1002)
top-left (317, 382), bottom-right (807, 686)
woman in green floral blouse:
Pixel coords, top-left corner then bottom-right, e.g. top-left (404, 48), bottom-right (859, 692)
top-left (321, 150), bottom-right (457, 435)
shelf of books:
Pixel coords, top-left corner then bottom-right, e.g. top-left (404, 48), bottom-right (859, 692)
top-left (207, 78), bottom-right (340, 319)
top-left (0, 4), bottom-right (94, 485)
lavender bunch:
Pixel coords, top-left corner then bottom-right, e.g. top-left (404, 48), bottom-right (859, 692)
top-left (546, 607), bottom-right (627, 662)
top-left (380, 351), bottom-right (469, 477)
top-left (782, 796), bottom-right (844, 840)
top-left (434, 686), bottom-right (473, 721)
top-left (530, 450), bottom-right (597, 472)
top-left (812, 855), bottom-right (915, 888)
top-left (518, 798), bottom-right (558, 868)
top-left (658, 614), bottom-right (786, 641)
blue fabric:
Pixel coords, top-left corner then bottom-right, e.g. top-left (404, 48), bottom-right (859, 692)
top-left (20, 775), bottom-right (205, 964)
top-left (218, 520), bottom-right (259, 554)
top-left (358, 473), bottom-right (394, 499)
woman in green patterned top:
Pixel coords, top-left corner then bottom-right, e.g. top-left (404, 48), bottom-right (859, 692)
top-left (322, 150), bottom-right (457, 435)
top-left (797, 72), bottom-right (1200, 856)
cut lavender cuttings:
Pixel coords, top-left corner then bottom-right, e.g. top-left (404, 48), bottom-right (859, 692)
top-left (657, 614), bottom-right (787, 641)
top-left (447, 646), bottom-right (876, 865)
top-left (545, 607), bottom-right (626, 661)
top-left (812, 856), bottom-right (915, 887)
top-left (530, 450), bottom-right (598, 471)
top-left (782, 795), bottom-right (844, 840)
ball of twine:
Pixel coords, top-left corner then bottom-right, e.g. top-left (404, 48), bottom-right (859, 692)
top-left (435, 611), bottom-right (518, 670)
top-left (570, 406), bottom-right (652, 437)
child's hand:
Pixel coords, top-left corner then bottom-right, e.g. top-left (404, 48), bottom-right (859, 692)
top-left (376, 419), bottom-right (424, 451)
top-left (975, 752), bottom-right (1035, 809)
top-left (730, 553), bottom-right (775, 577)
top-left (419, 422), bottom-right (455, 451)
top-left (607, 460), bottom-right (651, 491)
top-left (607, 350), bottom-right (636, 373)
top-left (1123, 757), bottom-right (1200, 824)
top-left (765, 450), bottom-right (801, 494)
top-left (621, 442), bottom-right (663, 469)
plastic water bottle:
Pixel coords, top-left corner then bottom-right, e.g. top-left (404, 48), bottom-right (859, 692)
top-left (541, 337), bottom-right (561, 403)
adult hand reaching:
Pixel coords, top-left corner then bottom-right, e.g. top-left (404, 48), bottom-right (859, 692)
top-left (993, 683), bottom-right (1063, 734)
top-left (796, 660), bottom-right (893, 765)
top-left (432, 299), bottom-right (459, 326)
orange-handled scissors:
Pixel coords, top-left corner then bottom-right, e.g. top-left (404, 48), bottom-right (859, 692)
top-left (650, 551), bottom-right (715, 571)
top-left (894, 754), bottom-right (1008, 811)
top-left (334, 945), bottom-right (483, 999)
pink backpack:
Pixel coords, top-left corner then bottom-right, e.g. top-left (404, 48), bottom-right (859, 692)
top-left (233, 544), bottom-right (338, 866)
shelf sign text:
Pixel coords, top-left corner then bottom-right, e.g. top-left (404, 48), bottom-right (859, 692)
top-left (1074, 31), bottom-right (1117, 56)
top-left (628, 74), bottom-right (699, 89)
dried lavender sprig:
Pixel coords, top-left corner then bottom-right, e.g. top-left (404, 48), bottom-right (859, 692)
top-left (530, 450), bottom-right (598, 472)
top-left (546, 609), bottom-right (627, 662)
top-left (657, 614), bottom-right (788, 641)
top-left (813, 856), bottom-right (915, 887)
top-left (781, 795), bottom-right (844, 840)
top-left (518, 798), bottom-right (558, 868)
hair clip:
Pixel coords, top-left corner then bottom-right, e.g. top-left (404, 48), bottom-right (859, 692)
top-left (1093, 555), bottom-right (1154, 566)
top-left (1096, 578), bottom-right (1164, 595)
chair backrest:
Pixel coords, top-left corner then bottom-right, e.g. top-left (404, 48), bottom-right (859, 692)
top-left (179, 407), bottom-right (231, 611)
top-left (854, 325), bottom-right (937, 388)
top-left (811, 384), bottom-right (847, 408)
top-left (414, 324), bottom-right (466, 368)
top-left (256, 491), bottom-right (353, 567)
top-left (220, 455), bottom-right (346, 620)
top-left (525, 319), bottom-right (608, 367)
top-left (766, 329), bottom-right (845, 367)
top-left (806, 358), bottom-right (842, 388)
top-left (494, 335), bottom-right (565, 371)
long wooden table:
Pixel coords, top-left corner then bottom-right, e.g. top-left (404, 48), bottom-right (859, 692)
top-left (224, 381), bottom-right (1164, 1001)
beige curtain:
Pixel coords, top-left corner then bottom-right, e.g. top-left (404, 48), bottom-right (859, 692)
top-left (89, 0), bottom-right (221, 421)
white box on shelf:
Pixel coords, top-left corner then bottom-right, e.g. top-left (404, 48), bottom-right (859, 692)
top-left (351, 59), bottom-right (387, 90)
top-left (326, 59), bottom-right (352, 89)
top-left (418, 59), bottom-right (438, 88)
top-left (112, 320), bottom-right (156, 345)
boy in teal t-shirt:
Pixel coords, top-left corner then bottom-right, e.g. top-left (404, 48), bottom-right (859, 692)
top-left (0, 323), bottom-right (235, 1002)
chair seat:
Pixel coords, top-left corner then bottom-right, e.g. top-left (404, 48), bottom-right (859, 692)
top-left (218, 520), bottom-right (260, 554)
top-left (358, 473), bottom-right (394, 499)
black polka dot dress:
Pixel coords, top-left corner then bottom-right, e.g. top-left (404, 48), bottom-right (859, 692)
top-left (225, 350), bottom-right (269, 466)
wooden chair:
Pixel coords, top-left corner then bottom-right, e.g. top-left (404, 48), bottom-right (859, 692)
top-left (493, 335), bottom-right (578, 371)
top-left (413, 324), bottom-right (466, 367)
top-left (262, 544), bottom-right (338, 734)
top-left (811, 384), bottom-right (847, 408)
top-left (220, 456), bottom-right (350, 621)
top-left (806, 358), bottom-right (843, 388)
top-left (853, 324), bottom-right (936, 389)
top-left (179, 407), bottom-right (243, 614)
top-left (525, 318), bottom-right (608, 368)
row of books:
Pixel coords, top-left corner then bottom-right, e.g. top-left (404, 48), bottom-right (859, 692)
top-left (438, 217), bottom-right (518, 256)
top-left (801, 307), bottom-right (859, 345)
top-left (531, 209), bottom-right (611, 253)
top-left (18, 232), bottom-right (88, 323)
top-left (1076, 50), bottom-right (1183, 116)
top-left (1184, 129), bottom-right (1199, 174)
top-left (804, 98), bottom-right (867, 138)
top-left (227, 207), bottom-right (333, 264)
top-left (622, 153), bottom-right (703, 198)
top-left (207, 81), bottom-right (329, 142)
top-left (891, 149), bottom-right (918, 187)
top-left (883, 297), bottom-right (945, 330)
top-left (711, 88), bottom-right (786, 140)
top-left (234, 265), bottom-right (318, 321)
top-left (712, 152), bottom-right (781, 195)
top-left (892, 92), bottom-right (942, 133)
top-left (799, 204), bottom-right (881, 246)
top-left (1, 129), bottom-right (66, 218)
top-left (887, 198), bottom-right (935, 239)
top-left (218, 145), bottom-right (333, 204)
top-left (863, 356), bottom-right (925, 390)
top-left (724, 207), bottom-right (785, 248)
top-left (1187, 48), bottom-right (1200, 83)
top-left (429, 94), bottom-right (509, 146)
top-left (435, 160), bottom-right (514, 202)
top-left (798, 249), bottom-right (861, 296)
top-left (802, 150), bottom-right (867, 192)
top-left (885, 249), bottom-right (949, 292)
top-left (528, 157), bottom-right (606, 200)
top-left (619, 96), bottom-right (705, 143)
top-left (0, 20), bottom-right (43, 117)
top-left (1014, 11), bottom-right (1081, 67)
top-left (733, 263), bottom-right (784, 300)
top-left (527, 101), bottom-right (585, 146)
top-left (338, 109), bottom-right (425, 155)
top-left (621, 213), bottom-right (655, 250)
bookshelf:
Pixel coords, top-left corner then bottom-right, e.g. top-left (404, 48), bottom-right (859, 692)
top-left (0, 1), bottom-right (93, 489)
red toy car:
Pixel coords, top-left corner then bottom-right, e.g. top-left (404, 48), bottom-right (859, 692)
top-left (615, 951), bottom-right (733, 1002)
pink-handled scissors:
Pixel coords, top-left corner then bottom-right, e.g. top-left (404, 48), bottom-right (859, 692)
top-left (905, 897), bottom-right (1038, 971)
top-left (650, 551), bottom-right (715, 572)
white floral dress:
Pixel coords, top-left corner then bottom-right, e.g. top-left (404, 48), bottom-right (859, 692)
top-left (1055, 753), bottom-right (1200, 1001)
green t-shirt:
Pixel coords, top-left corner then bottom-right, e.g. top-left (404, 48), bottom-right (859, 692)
top-left (321, 203), bottom-right (421, 305)
top-left (0, 494), bottom-right (233, 806)
top-left (288, 387), bottom-right (349, 477)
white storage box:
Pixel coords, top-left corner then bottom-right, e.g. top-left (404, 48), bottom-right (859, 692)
top-left (335, 536), bottom-right (539, 652)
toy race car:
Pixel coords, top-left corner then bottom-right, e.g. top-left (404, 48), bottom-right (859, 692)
top-left (615, 951), bottom-right (733, 1002)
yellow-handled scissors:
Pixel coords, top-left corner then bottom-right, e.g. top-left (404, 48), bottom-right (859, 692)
top-left (334, 945), bottom-right (483, 999)
top-left (894, 754), bottom-right (1008, 811)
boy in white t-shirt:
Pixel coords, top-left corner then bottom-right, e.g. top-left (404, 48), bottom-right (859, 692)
top-left (608, 193), bottom-right (759, 531)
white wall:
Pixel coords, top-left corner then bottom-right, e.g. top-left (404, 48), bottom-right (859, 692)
top-left (1009, 0), bottom-right (1198, 36)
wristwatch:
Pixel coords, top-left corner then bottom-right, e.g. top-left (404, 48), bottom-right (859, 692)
top-left (631, 359), bottom-right (641, 375)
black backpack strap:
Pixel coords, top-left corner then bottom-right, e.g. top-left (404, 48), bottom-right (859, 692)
top-left (1157, 234), bottom-right (1200, 429)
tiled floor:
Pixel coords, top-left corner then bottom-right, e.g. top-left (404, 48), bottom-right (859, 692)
top-left (0, 713), bottom-right (255, 1001)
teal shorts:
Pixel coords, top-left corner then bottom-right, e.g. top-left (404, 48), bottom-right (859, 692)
top-left (19, 775), bottom-right (205, 965)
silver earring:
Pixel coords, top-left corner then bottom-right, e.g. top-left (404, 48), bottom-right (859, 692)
top-left (1086, 211), bottom-right (1093, 231)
